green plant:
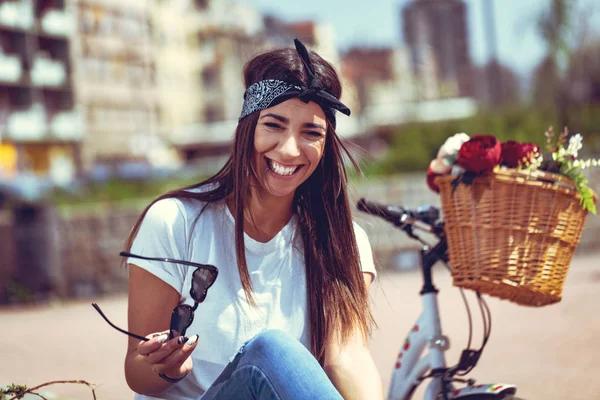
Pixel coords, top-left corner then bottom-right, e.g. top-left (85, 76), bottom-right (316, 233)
top-left (6, 281), bottom-right (34, 304)
top-left (541, 126), bottom-right (598, 214)
top-left (369, 107), bottom-right (562, 175)
top-left (0, 380), bottom-right (96, 400)
top-left (46, 170), bottom-right (210, 212)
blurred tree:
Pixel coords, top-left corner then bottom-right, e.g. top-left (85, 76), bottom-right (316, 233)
top-left (531, 0), bottom-right (599, 126)
top-left (531, 56), bottom-right (559, 110)
top-left (474, 61), bottom-right (522, 108)
top-left (565, 39), bottom-right (600, 105)
top-left (537, 0), bottom-right (574, 72)
top-left (368, 108), bottom-right (559, 174)
top-left (533, 0), bottom-right (574, 124)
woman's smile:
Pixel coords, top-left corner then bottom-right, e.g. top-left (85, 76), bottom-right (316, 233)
top-left (266, 157), bottom-right (304, 177)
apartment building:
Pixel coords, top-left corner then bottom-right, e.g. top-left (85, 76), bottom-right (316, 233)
top-left (341, 46), bottom-right (419, 127)
top-left (402, 0), bottom-right (473, 98)
top-left (71, 0), bottom-right (266, 170)
top-left (0, 0), bottom-right (368, 179)
top-left (263, 17), bottom-right (339, 66)
top-left (341, 44), bottom-right (475, 129)
top-left (147, 0), bottom-right (202, 168)
top-left (0, 0), bottom-right (82, 184)
top-left (70, 0), bottom-right (158, 167)
top-left (171, 0), bottom-right (265, 166)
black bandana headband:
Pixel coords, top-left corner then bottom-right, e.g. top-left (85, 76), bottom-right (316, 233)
top-left (238, 39), bottom-right (351, 128)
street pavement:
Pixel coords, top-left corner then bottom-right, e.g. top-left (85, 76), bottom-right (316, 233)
top-left (1, 253), bottom-right (599, 400)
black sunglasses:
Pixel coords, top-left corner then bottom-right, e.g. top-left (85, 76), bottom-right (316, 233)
top-left (92, 251), bottom-right (219, 341)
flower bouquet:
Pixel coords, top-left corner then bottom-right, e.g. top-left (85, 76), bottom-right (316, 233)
top-left (426, 127), bottom-right (598, 307)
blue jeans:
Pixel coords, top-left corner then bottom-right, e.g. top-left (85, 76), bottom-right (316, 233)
top-left (200, 330), bottom-right (343, 400)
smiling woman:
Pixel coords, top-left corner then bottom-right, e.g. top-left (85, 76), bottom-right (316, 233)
top-left (254, 99), bottom-right (327, 199)
top-left (118, 39), bottom-right (384, 400)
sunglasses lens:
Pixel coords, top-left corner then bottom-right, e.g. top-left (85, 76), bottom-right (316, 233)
top-left (191, 268), bottom-right (217, 302)
top-left (169, 305), bottom-right (192, 338)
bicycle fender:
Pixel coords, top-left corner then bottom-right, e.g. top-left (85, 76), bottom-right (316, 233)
top-left (449, 383), bottom-right (517, 399)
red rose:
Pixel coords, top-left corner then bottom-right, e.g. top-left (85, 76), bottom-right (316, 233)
top-left (501, 141), bottom-right (540, 168)
top-left (426, 165), bottom-right (441, 193)
top-left (457, 135), bottom-right (502, 174)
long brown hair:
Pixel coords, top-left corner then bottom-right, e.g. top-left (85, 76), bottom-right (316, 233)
top-left (125, 46), bottom-right (374, 364)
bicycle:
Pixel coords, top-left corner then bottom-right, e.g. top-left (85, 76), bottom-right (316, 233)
top-left (357, 198), bottom-right (524, 400)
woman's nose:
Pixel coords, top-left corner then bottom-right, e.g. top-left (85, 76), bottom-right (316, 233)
top-left (277, 132), bottom-right (301, 158)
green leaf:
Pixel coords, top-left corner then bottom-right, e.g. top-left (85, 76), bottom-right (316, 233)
top-left (569, 179), bottom-right (597, 214)
top-left (583, 195), bottom-right (597, 214)
top-left (1, 384), bottom-right (28, 400)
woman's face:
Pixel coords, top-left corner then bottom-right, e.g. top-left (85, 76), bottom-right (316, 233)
top-left (253, 97), bottom-right (327, 200)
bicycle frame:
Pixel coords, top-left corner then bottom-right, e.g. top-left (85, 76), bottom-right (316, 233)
top-left (357, 198), bottom-right (518, 400)
top-left (388, 243), bottom-right (451, 400)
top-left (384, 238), bottom-right (518, 400)
top-left (388, 290), bottom-right (449, 400)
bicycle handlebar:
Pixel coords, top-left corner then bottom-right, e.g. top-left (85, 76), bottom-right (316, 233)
top-left (357, 198), bottom-right (442, 235)
top-left (357, 198), bottom-right (416, 224)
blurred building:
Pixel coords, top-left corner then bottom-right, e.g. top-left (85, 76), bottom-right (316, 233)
top-left (70, 0), bottom-right (267, 172)
top-left (402, 0), bottom-right (473, 98)
top-left (171, 0), bottom-right (265, 168)
top-left (71, 0), bottom-right (159, 168)
top-left (148, 0), bottom-right (201, 169)
top-left (341, 44), bottom-right (476, 130)
top-left (341, 46), bottom-right (416, 115)
top-left (263, 17), bottom-right (339, 67)
top-left (0, 0), bottom-right (82, 184)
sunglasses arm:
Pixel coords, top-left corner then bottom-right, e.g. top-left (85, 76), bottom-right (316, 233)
top-left (92, 303), bottom-right (149, 342)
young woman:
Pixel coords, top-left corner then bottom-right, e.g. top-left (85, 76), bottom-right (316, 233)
top-left (122, 39), bottom-right (384, 399)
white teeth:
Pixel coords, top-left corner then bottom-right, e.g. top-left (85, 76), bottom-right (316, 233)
top-left (269, 159), bottom-right (298, 176)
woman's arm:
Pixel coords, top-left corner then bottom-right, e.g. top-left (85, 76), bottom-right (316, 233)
top-left (323, 273), bottom-right (384, 400)
top-left (124, 265), bottom-right (199, 396)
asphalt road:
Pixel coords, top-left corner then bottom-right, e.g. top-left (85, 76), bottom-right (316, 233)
top-left (2, 253), bottom-right (599, 400)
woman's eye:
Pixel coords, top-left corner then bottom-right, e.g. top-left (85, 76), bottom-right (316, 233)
top-left (265, 123), bottom-right (283, 130)
top-left (305, 131), bottom-right (324, 138)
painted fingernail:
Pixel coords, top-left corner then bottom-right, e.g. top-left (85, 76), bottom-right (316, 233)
top-left (187, 335), bottom-right (199, 346)
top-left (156, 334), bottom-right (168, 343)
top-left (177, 336), bottom-right (189, 345)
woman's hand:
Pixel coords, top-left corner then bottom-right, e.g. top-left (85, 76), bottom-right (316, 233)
top-left (125, 266), bottom-right (197, 395)
top-left (137, 330), bottom-right (199, 379)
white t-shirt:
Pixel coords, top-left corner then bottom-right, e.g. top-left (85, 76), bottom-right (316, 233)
top-left (129, 196), bottom-right (377, 400)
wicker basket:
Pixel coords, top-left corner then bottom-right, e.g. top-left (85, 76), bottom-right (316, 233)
top-left (436, 169), bottom-right (596, 307)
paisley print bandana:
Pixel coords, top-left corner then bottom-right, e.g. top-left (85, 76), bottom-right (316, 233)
top-left (238, 39), bottom-right (351, 128)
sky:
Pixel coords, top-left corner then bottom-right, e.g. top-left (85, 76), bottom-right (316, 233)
top-left (245, 0), bottom-right (600, 76)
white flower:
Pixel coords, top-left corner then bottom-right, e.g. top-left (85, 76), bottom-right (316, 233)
top-left (527, 153), bottom-right (544, 171)
top-left (437, 132), bottom-right (470, 168)
top-left (571, 158), bottom-right (599, 169)
top-left (566, 133), bottom-right (583, 158)
top-left (451, 165), bottom-right (465, 176)
top-left (429, 158), bottom-right (449, 174)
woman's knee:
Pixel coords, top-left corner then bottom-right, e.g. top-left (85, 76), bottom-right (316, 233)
top-left (236, 331), bottom-right (341, 399)
top-left (243, 329), bottom-right (308, 361)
